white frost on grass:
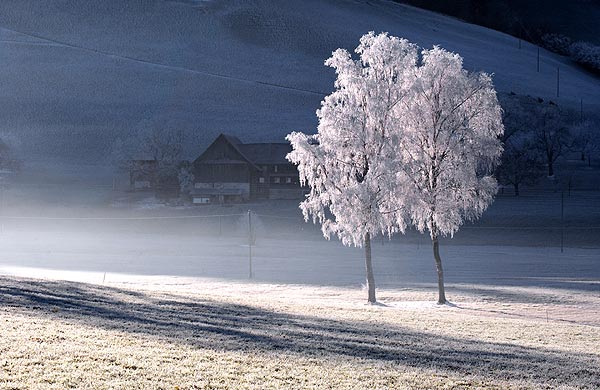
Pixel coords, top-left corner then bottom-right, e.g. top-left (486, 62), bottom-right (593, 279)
top-left (1, 274), bottom-right (599, 389)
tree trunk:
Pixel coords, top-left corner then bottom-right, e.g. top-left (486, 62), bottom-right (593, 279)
top-left (548, 162), bottom-right (554, 177)
top-left (364, 232), bottom-right (376, 303)
top-left (514, 182), bottom-right (520, 196)
top-left (432, 236), bottom-right (447, 304)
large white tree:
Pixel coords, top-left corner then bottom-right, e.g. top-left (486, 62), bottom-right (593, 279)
top-left (287, 32), bottom-right (416, 303)
top-left (288, 33), bottom-right (503, 305)
top-left (398, 46), bottom-right (504, 304)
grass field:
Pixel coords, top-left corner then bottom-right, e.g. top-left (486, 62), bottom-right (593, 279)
top-left (1, 174), bottom-right (599, 389)
top-left (1, 275), bottom-right (599, 389)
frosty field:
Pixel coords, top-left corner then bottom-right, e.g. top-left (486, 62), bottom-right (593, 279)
top-left (1, 274), bottom-right (599, 389)
top-left (1, 185), bottom-right (599, 388)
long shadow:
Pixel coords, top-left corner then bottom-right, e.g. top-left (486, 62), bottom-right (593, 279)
top-left (1, 276), bottom-right (598, 388)
top-left (447, 284), bottom-right (582, 305)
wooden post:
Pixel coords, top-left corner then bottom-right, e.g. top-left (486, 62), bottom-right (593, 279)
top-left (537, 47), bottom-right (540, 72)
top-left (248, 210), bottom-right (253, 279)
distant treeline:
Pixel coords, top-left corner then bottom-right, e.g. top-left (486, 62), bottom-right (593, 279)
top-left (395, 0), bottom-right (600, 45)
top-left (395, 0), bottom-right (600, 73)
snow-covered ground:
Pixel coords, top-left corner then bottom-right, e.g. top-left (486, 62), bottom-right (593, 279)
top-left (0, 0), bottom-right (598, 163)
top-left (1, 273), bottom-right (599, 389)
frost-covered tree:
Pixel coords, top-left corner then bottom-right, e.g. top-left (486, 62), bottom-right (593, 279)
top-left (496, 95), bottom-right (544, 195)
top-left (398, 46), bottom-right (504, 304)
top-left (571, 119), bottom-right (599, 167)
top-left (496, 137), bottom-right (543, 196)
top-left (178, 165), bottom-right (195, 199)
top-left (569, 41), bottom-right (600, 73)
top-left (287, 32), bottom-right (416, 303)
top-left (0, 137), bottom-right (22, 174)
top-left (541, 33), bottom-right (572, 56)
top-left (530, 101), bottom-right (571, 177)
top-left (141, 128), bottom-right (184, 179)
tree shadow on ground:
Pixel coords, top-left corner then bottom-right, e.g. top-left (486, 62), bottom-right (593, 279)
top-left (1, 276), bottom-right (598, 388)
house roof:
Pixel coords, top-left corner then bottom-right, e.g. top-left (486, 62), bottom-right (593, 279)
top-left (195, 133), bottom-right (292, 168)
top-left (238, 143), bottom-right (292, 165)
top-left (221, 134), bottom-right (243, 146)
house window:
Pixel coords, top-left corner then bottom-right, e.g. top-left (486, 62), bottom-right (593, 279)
top-left (286, 177), bottom-right (292, 184)
top-left (274, 177), bottom-right (280, 184)
top-left (274, 165), bottom-right (278, 173)
top-left (259, 177), bottom-right (265, 184)
top-left (193, 197), bottom-right (210, 204)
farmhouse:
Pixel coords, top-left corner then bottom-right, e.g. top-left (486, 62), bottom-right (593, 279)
top-left (191, 134), bottom-right (303, 204)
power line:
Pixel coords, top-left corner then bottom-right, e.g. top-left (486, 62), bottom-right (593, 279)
top-left (0, 25), bottom-right (327, 97)
top-left (0, 213), bottom-right (245, 221)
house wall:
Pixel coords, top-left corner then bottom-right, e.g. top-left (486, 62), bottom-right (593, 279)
top-left (192, 136), bottom-right (304, 202)
top-left (194, 163), bottom-right (251, 183)
top-left (269, 187), bottom-right (307, 200)
top-left (194, 182), bottom-right (250, 193)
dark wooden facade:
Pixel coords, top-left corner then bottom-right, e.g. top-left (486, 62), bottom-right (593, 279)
top-left (192, 134), bottom-right (303, 204)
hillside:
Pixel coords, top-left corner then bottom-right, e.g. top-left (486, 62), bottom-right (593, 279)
top-left (0, 0), bottom-right (598, 164)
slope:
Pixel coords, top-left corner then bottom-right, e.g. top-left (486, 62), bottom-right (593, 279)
top-left (0, 0), bottom-right (597, 164)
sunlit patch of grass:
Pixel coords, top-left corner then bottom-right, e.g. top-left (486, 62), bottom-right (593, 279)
top-left (1, 276), bottom-right (599, 389)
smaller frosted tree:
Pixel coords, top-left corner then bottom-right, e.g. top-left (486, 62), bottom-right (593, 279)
top-left (178, 165), bottom-right (195, 199)
top-left (398, 46), bottom-right (504, 304)
top-left (571, 119), bottom-right (599, 167)
top-left (496, 95), bottom-right (544, 195)
top-left (287, 32), bottom-right (415, 303)
top-left (532, 102), bottom-right (571, 177)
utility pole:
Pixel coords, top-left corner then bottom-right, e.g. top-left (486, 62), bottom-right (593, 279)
top-left (537, 47), bottom-right (540, 72)
top-left (556, 66), bottom-right (560, 98)
top-left (248, 210), bottom-right (253, 279)
top-left (0, 185), bottom-right (3, 234)
top-left (560, 191), bottom-right (564, 253)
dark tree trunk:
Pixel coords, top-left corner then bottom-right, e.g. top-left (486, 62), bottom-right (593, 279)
top-left (364, 232), bottom-right (376, 303)
top-left (514, 182), bottom-right (520, 196)
top-left (432, 236), bottom-right (447, 304)
top-left (547, 151), bottom-right (555, 177)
